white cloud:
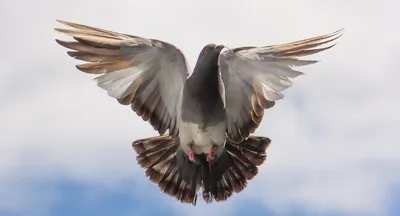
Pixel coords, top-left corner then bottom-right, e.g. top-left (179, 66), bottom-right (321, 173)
top-left (1, 0), bottom-right (399, 215)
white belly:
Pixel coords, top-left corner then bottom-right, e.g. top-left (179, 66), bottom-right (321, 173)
top-left (179, 121), bottom-right (226, 154)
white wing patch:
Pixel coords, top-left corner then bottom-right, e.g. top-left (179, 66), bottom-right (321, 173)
top-left (95, 65), bottom-right (144, 99)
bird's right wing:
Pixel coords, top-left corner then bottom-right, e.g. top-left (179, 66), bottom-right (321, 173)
top-left (55, 20), bottom-right (190, 136)
top-left (219, 29), bottom-right (343, 142)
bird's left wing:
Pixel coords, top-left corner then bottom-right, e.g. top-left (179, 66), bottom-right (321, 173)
top-left (54, 20), bottom-right (190, 136)
top-left (219, 29), bottom-right (343, 143)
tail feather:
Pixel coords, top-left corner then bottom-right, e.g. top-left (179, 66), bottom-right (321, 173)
top-left (200, 136), bottom-right (271, 202)
top-left (226, 167), bottom-right (246, 193)
top-left (237, 138), bottom-right (268, 166)
top-left (133, 135), bottom-right (200, 205)
top-left (225, 143), bottom-right (259, 180)
top-left (133, 135), bottom-right (177, 169)
top-left (132, 135), bottom-right (271, 205)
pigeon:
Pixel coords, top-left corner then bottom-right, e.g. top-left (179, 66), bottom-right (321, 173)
top-left (54, 20), bottom-right (343, 205)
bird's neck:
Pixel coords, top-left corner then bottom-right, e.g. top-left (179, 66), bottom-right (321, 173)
top-left (187, 64), bottom-right (221, 94)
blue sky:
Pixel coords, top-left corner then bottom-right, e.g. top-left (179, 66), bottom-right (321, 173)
top-left (1, 0), bottom-right (400, 216)
top-left (1, 178), bottom-right (399, 216)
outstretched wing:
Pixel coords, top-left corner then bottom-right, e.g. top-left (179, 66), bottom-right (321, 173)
top-left (55, 20), bottom-right (190, 136)
top-left (219, 29), bottom-right (343, 142)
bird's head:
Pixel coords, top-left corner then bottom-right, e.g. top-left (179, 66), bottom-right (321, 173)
top-left (197, 43), bottom-right (225, 63)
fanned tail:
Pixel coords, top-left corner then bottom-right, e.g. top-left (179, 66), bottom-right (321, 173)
top-left (132, 135), bottom-right (271, 204)
top-left (132, 135), bottom-right (201, 205)
top-left (201, 136), bottom-right (271, 203)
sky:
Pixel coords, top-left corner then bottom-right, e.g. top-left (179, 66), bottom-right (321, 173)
top-left (1, 0), bottom-right (400, 216)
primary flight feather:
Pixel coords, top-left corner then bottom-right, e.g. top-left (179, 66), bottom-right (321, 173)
top-left (54, 20), bottom-right (343, 204)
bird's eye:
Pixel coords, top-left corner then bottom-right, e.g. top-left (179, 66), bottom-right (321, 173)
top-left (205, 48), bottom-right (209, 53)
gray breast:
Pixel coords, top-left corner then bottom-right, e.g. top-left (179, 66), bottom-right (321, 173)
top-left (180, 69), bottom-right (226, 127)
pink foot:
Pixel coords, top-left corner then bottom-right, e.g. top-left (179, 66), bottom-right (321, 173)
top-left (207, 146), bottom-right (216, 162)
top-left (189, 148), bottom-right (196, 162)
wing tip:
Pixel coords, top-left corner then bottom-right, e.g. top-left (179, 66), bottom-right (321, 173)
top-left (66, 51), bottom-right (77, 58)
top-left (75, 64), bottom-right (86, 72)
top-left (55, 19), bottom-right (74, 32)
top-left (56, 19), bottom-right (66, 24)
top-left (54, 39), bottom-right (71, 49)
top-left (331, 28), bottom-right (345, 37)
top-left (54, 39), bottom-right (73, 49)
top-left (54, 38), bottom-right (63, 45)
top-left (322, 28), bottom-right (345, 45)
top-left (54, 28), bottom-right (73, 36)
top-left (55, 19), bottom-right (78, 28)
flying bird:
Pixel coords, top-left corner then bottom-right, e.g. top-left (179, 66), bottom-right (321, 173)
top-left (54, 20), bottom-right (343, 205)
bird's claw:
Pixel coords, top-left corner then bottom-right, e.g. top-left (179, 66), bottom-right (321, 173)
top-left (207, 146), bottom-right (216, 162)
top-left (188, 148), bottom-right (196, 162)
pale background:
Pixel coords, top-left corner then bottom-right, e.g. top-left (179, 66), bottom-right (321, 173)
top-left (1, 0), bottom-right (399, 215)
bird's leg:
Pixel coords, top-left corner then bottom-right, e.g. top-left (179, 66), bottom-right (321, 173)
top-left (188, 144), bottom-right (196, 162)
top-left (207, 145), bottom-right (216, 162)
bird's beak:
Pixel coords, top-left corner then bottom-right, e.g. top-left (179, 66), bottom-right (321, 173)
top-left (216, 45), bottom-right (225, 51)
